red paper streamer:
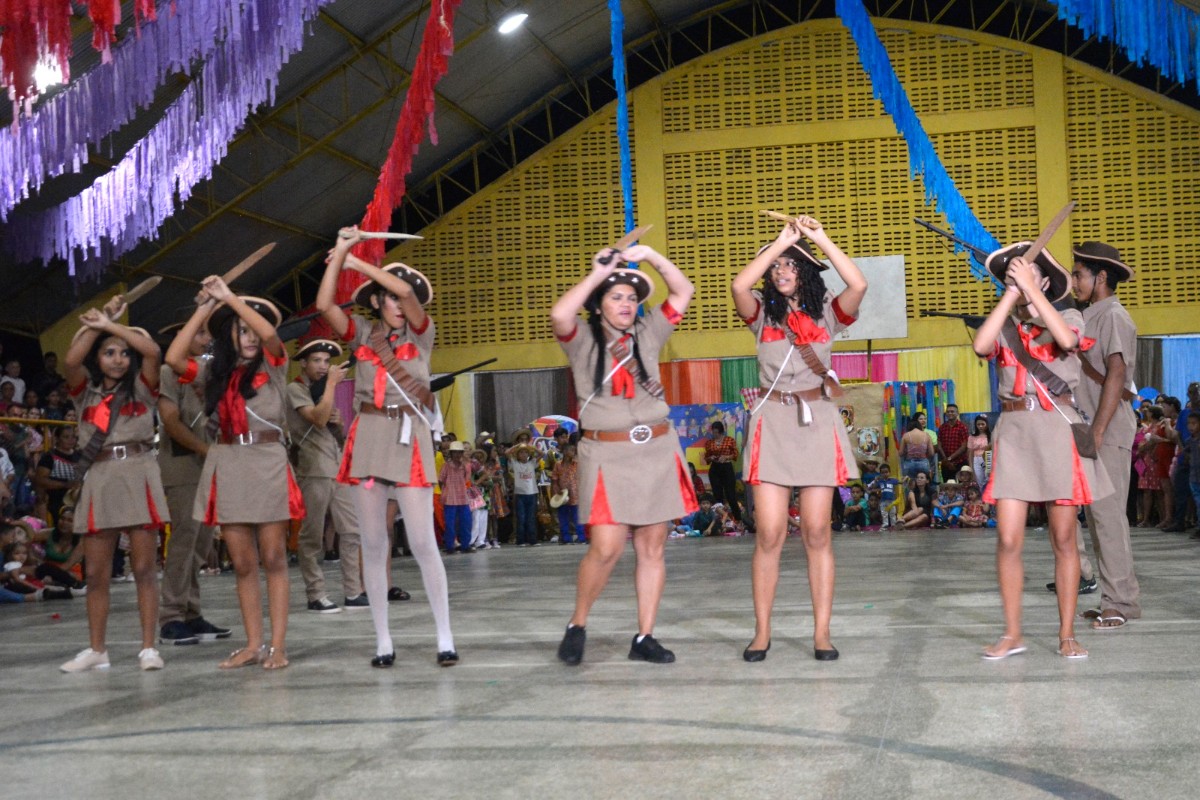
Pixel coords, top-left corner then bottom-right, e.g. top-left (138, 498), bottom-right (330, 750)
top-left (337, 0), bottom-right (462, 302)
top-left (87, 0), bottom-right (121, 62)
top-left (0, 0), bottom-right (72, 114)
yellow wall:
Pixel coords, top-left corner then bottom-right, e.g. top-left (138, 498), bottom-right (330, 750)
top-left (374, 19), bottom-right (1200, 374)
top-left (39, 284), bottom-right (128, 363)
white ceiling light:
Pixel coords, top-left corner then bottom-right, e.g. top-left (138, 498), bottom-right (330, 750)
top-left (498, 12), bottom-right (528, 34)
top-left (34, 61), bottom-right (64, 92)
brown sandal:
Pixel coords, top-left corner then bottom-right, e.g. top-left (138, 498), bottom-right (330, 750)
top-left (219, 645), bottom-right (266, 669)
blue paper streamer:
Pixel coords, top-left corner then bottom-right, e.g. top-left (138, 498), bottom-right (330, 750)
top-left (836, 0), bottom-right (1001, 287)
top-left (1053, 0), bottom-right (1199, 90)
top-left (609, 0), bottom-right (636, 233)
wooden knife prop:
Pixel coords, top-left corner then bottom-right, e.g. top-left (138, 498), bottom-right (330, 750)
top-left (1022, 201), bottom-right (1075, 265)
top-left (760, 209), bottom-right (800, 225)
top-left (342, 231), bottom-right (424, 241)
top-left (121, 276), bottom-right (161, 305)
top-left (597, 224), bottom-right (653, 265)
top-left (193, 242), bottom-right (276, 304)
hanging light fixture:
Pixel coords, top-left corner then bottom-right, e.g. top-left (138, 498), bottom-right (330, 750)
top-left (498, 12), bottom-right (528, 34)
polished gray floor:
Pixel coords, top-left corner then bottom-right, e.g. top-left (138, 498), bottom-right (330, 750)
top-left (3, 526), bottom-right (1198, 799)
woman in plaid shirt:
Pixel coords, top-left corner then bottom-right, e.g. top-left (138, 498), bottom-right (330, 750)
top-left (703, 421), bottom-right (742, 523)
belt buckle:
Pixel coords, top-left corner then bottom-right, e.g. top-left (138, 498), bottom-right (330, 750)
top-left (385, 405), bottom-right (402, 419)
top-left (235, 432), bottom-right (254, 446)
top-left (111, 444), bottom-right (128, 460)
top-left (780, 392), bottom-right (797, 406)
top-left (629, 424), bottom-right (653, 444)
top-left (1024, 396), bottom-right (1036, 411)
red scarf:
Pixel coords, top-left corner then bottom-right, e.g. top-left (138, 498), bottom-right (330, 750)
top-left (354, 339), bottom-right (419, 408)
top-left (218, 367), bottom-right (270, 440)
top-left (81, 394), bottom-right (148, 432)
top-left (610, 334), bottom-right (636, 398)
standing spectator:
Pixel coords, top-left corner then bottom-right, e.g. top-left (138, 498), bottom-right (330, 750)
top-left (936, 404), bottom-right (970, 483)
top-left (34, 426), bottom-right (80, 524)
top-left (438, 442), bottom-right (473, 554)
top-left (703, 420), bottom-right (742, 523)
top-left (866, 462), bottom-right (902, 528)
top-left (509, 443), bottom-right (539, 546)
top-left (966, 415), bottom-right (993, 486)
top-left (32, 352), bottom-right (65, 398)
top-left (42, 388), bottom-right (68, 421)
top-left (1182, 413), bottom-right (1200, 537)
top-left (899, 413), bottom-right (935, 484)
top-left (551, 443), bottom-right (582, 544)
top-left (1161, 395), bottom-right (1192, 532)
top-left (0, 360), bottom-right (26, 405)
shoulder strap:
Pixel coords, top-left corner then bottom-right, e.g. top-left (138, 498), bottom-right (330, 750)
top-left (75, 386), bottom-right (130, 477)
top-left (368, 321), bottom-right (436, 412)
top-left (781, 316), bottom-right (843, 398)
top-left (1078, 352), bottom-right (1137, 401)
top-left (1002, 318), bottom-right (1071, 397)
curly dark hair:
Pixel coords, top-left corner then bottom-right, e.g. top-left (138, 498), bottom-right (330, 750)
top-left (204, 311), bottom-right (264, 417)
top-left (760, 243), bottom-right (827, 327)
top-left (580, 286), bottom-right (648, 395)
top-left (82, 333), bottom-right (143, 397)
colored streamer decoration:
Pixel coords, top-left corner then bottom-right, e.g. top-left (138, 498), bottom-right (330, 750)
top-left (342, 0), bottom-right (462, 300)
top-left (0, 0), bottom-right (73, 116)
top-left (1053, 0), bottom-right (1200, 90)
top-left (6, 0), bottom-right (337, 277)
top-left (1, 0), bottom-right (251, 221)
top-left (835, 0), bottom-right (1001, 285)
top-left (608, 0), bottom-right (635, 233)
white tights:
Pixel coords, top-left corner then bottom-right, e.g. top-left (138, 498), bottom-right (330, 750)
top-left (353, 482), bottom-right (454, 656)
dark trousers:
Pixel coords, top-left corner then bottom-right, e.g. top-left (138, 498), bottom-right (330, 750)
top-left (515, 494), bottom-right (538, 545)
top-left (708, 462), bottom-right (742, 521)
top-left (36, 563), bottom-right (82, 588)
top-left (1172, 457), bottom-right (1194, 524)
top-left (557, 504), bottom-right (582, 542)
top-left (442, 504), bottom-right (472, 552)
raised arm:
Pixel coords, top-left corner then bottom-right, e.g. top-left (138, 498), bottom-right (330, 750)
top-left (799, 216), bottom-right (867, 317)
top-left (166, 298), bottom-right (219, 376)
top-left (64, 310), bottom-right (105, 388)
top-left (295, 362), bottom-right (349, 429)
top-left (972, 285), bottom-right (1023, 358)
top-left (1008, 256), bottom-right (1077, 351)
top-left (619, 244), bottom-right (694, 315)
top-left (732, 222), bottom-right (802, 319)
top-left (345, 251), bottom-right (426, 331)
top-left (316, 228), bottom-right (356, 338)
top-left (203, 276), bottom-right (284, 360)
top-left (550, 248), bottom-right (622, 339)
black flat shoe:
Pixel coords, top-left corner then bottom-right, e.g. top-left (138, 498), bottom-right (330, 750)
top-left (743, 640), bottom-right (771, 662)
top-left (387, 587), bottom-right (411, 602)
top-left (437, 650), bottom-right (459, 667)
top-left (814, 647), bottom-right (839, 661)
top-left (371, 652), bottom-right (395, 668)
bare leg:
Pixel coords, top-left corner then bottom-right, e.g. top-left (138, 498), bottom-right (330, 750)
top-left (985, 499), bottom-right (1027, 656)
top-left (82, 532), bottom-right (119, 653)
top-left (257, 520), bottom-right (291, 667)
top-left (631, 523), bottom-right (669, 634)
top-left (1047, 504), bottom-right (1086, 656)
top-left (221, 525), bottom-right (264, 664)
top-left (748, 483), bottom-right (790, 650)
top-left (127, 528), bottom-right (160, 650)
top-left (569, 523), bottom-right (628, 627)
top-left (798, 486), bottom-right (836, 651)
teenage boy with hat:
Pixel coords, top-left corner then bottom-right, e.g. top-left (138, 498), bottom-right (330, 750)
top-left (1067, 242), bottom-right (1141, 630)
top-left (286, 339), bottom-right (360, 612)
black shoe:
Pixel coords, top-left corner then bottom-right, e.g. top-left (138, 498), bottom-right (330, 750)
top-left (307, 598), bottom-right (342, 614)
top-left (1164, 523), bottom-right (1187, 533)
top-left (437, 650), bottom-right (459, 667)
top-left (188, 616), bottom-right (233, 640)
top-left (628, 634), bottom-right (675, 664)
top-left (743, 640), bottom-right (771, 662)
top-left (387, 587), bottom-right (411, 602)
top-left (371, 652), bottom-right (395, 668)
top-left (159, 620), bottom-right (199, 646)
top-left (557, 625), bottom-right (586, 665)
top-left (814, 646), bottom-right (839, 661)
top-left (323, 550), bottom-right (340, 563)
top-left (344, 593), bottom-right (370, 609)
top-left (1079, 576), bottom-right (1098, 594)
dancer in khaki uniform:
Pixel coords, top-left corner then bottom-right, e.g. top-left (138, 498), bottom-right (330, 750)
top-left (732, 215), bottom-right (866, 663)
top-left (1070, 242), bottom-right (1141, 630)
top-left (286, 339), bottom-right (360, 613)
top-left (552, 241), bottom-right (696, 666)
top-left (973, 246), bottom-right (1112, 661)
top-left (157, 320), bottom-right (232, 646)
top-left (60, 301), bottom-right (170, 673)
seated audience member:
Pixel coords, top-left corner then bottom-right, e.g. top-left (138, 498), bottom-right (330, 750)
top-left (960, 485), bottom-right (991, 528)
top-left (34, 426), bottom-right (80, 524)
top-left (0, 360), bottom-right (25, 405)
top-left (2, 540), bottom-right (75, 600)
top-left (864, 491), bottom-right (885, 530)
top-left (901, 472), bottom-right (935, 529)
top-left (677, 495), bottom-right (716, 536)
top-left (842, 484), bottom-right (869, 531)
top-left (867, 462), bottom-right (902, 528)
top-left (42, 388), bottom-right (67, 421)
top-left (932, 480), bottom-right (964, 528)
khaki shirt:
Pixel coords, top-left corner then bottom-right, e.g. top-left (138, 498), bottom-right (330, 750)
top-left (286, 379), bottom-right (341, 479)
top-left (1077, 295), bottom-right (1138, 450)
top-left (157, 362), bottom-right (209, 487)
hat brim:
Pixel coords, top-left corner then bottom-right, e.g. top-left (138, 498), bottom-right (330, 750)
top-left (756, 242), bottom-right (828, 271)
top-left (351, 263), bottom-right (433, 308)
top-left (295, 339), bottom-right (343, 360)
top-left (590, 268), bottom-right (655, 305)
top-left (71, 324), bottom-right (154, 346)
top-left (206, 296), bottom-right (283, 334)
top-left (1072, 246), bottom-right (1134, 282)
top-left (985, 243), bottom-right (1071, 304)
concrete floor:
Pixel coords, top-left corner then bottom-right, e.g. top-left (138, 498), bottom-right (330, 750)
top-left (3, 526), bottom-right (1198, 799)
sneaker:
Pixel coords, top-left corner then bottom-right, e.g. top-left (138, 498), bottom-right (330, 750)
top-left (160, 620), bottom-right (199, 646)
top-left (188, 617), bottom-right (233, 640)
top-left (628, 634), bottom-right (676, 664)
top-left (557, 625), bottom-right (586, 666)
top-left (138, 648), bottom-right (165, 671)
top-left (344, 593), bottom-right (370, 609)
top-left (323, 550), bottom-right (340, 563)
top-left (60, 648), bottom-right (110, 673)
top-left (307, 597), bottom-right (342, 614)
top-left (1079, 576), bottom-right (1099, 594)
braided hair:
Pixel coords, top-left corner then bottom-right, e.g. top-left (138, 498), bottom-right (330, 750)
top-left (760, 243), bottom-right (827, 327)
top-left (204, 311), bottom-right (265, 417)
top-left (584, 286), bottom-right (649, 394)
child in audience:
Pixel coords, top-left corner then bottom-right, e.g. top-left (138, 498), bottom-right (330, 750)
top-left (842, 484), bottom-right (869, 530)
top-left (960, 485), bottom-right (990, 528)
top-left (867, 462), bottom-right (902, 528)
top-left (864, 491), bottom-right (885, 530)
top-left (932, 480), bottom-right (964, 528)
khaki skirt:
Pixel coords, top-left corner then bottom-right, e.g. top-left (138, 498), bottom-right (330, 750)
top-left (194, 441), bottom-right (305, 525)
top-left (985, 405), bottom-right (1113, 505)
top-left (578, 426), bottom-right (698, 527)
top-left (75, 451), bottom-right (170, 534)
top-left (743, 396), bottom-right (859, 487)
top-left (338, 413), bottom-right (435, 487)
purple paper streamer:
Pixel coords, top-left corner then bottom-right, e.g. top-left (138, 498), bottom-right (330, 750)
top-left (6, 0), bottom-right (334, 277)
top-left (0, 1), bottom-right (250, 221)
